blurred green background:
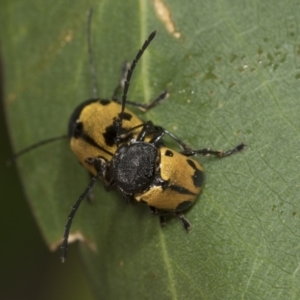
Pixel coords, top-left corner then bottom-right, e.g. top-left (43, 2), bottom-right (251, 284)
top-left (0, 58), bottom-right (94, 300)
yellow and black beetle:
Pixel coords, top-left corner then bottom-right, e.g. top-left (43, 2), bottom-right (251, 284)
top-left (63, 22), bottom-right (245, 261)
top-left (13, 9), bottom-right (245, 262)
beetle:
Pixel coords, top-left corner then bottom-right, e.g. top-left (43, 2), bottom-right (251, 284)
top-left (61, 14), bottom-right (245, 261)
top-left (12, 9), bottom-right (245, 263)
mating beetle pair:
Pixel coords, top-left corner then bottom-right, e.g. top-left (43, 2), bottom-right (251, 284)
top-left (14, 10), bottom-right (245, 262)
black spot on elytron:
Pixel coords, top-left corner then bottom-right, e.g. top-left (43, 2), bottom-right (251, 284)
top-left (71, 122), bottom-right (113, 156)
top-left (73, 121), bottom-right (83, 139)
top-left (118, 111), bottom-right (132, 121)
top-left (169, 184), bottom-right (197, 195)
top-left (165, 149), bottom-right (174, 157)
top-left (193, 169), bottom-right (204, 188)
top-left (103, 124), bottom-right (118, 147)
top-left (99, 99), bottom-right (110, 105)
top-left (176, 200), bottom-right (193, 211)
top-left (187, 159), bottom-right (204, 188)
top-left (68, 98), bottom-right (98, 138)
top-left (186, 159), bottom-right (197, 170)
top-left (103, 124), bottom-right (134, 147)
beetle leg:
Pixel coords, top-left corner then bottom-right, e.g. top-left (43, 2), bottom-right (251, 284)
top-left (85, 157), bottom-right (108, 177)
top-left (149, 207), bottom-right (191, 231)
top-left (181, 143), bottom-right (246, 157)
top-left (136, 121), bottom-right (164, 142)
top-left (176, 212), bottom-right (191, 232)
top-left (120, 192), bottom-right (134, 204)
top-left (86, 172), bottom-right (95, 203)
top-left (126, 91), bottom-right (169, 112)
top-left (157, 129), bottom-right (245, 158)
top-left (112, 62), bottom-right (168, 111)
top-left (116, 121), bottom-right (162, 143)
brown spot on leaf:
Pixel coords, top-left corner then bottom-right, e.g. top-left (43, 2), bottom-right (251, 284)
top-left (49, 230), bottom-right (97, 253)
top-left (153, 0), bottom-right (181, 39)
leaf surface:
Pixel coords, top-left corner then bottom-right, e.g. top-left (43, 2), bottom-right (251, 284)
top-left (2, 0), bottom-right (300, 299)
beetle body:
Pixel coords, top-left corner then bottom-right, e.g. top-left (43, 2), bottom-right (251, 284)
top-left (109, 139), bottom-right (204, 211)
top-left (68, 99), bottom-right (147, 176)
top-left (135, 147), bottom-right (204, 211)
top-left (60, 26), bottom-right (245, 261)
top-left (13, 10), bottom-right (245, 262)
top-left (100, 118), bottom-right (206, 228)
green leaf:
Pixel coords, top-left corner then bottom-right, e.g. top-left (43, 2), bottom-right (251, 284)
top-left (2, 0), bottom-right (300, 299)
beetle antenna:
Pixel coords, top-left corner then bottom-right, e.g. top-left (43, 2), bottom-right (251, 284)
top-left (87, 8), bottom-right (98, 98)
top-left (117, 30), bottom-right (157, 138)
top-left (61, 167), bottom-right (103, 262)
top-left (8, 134), bottom-right (68, 164)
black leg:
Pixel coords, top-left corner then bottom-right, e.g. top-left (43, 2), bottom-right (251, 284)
top-left (120, 191), bottom-right (133, 204)
top-left (149, 207), bottom-right (191, 231)
top-left (181, 143), bottom-right (246, 157)
top-left (112, 63), bottom-right (168, 111)
top-left (158, 129), bottom-right (246, 158)
top-left (116, 120), bottom-right (165, 144)
top-left (176, 213), bottom-right (191, 232)
top-left (86, 172), bottom-right (95, 203)
top-left (136, 121), bottom-right (165, 143)
top-left (85, 157), bottom-right (108, 178)
top-left (126, 91), bottom-right (169, 112)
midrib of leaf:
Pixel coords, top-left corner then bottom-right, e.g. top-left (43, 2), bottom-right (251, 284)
top-left (139, 1), bottom-right (177, 298)
top-left (139, 0), bottom-right (151, 103)
top-left (159, 230), bottom-right (178, 300)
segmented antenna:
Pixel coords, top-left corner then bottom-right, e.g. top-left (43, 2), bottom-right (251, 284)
top-left (61, 168), bottom-right (102, 262)
top-left (8, 135), bottom-right (67, 164)
top-left (87, 8), bottom-right (98, 98)
top-left (61, 9), bottom-right (102, 262)
top-left (117, 31), bottom-right (157, 136)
